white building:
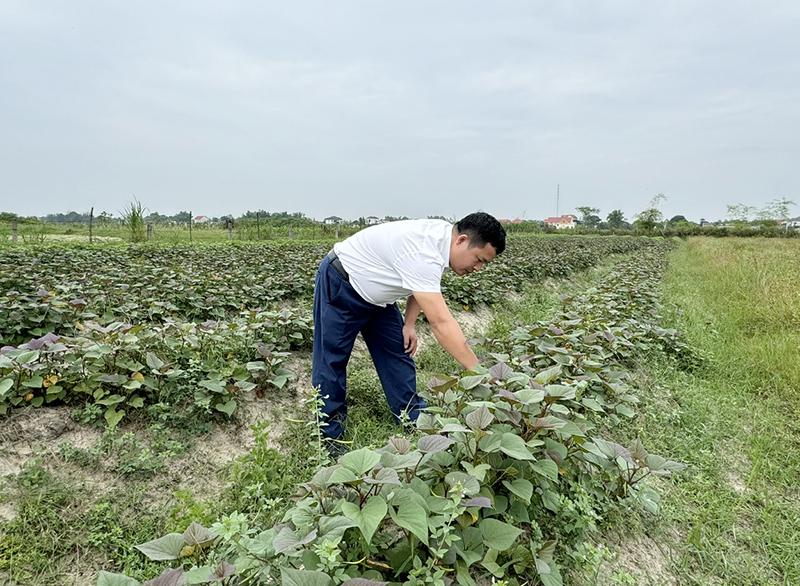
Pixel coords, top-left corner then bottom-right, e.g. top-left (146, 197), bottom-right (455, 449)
top-left (544, 214), bottom-right (578, 229)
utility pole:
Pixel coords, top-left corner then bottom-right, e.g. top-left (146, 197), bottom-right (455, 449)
top-left (556, 184), bottom-right (560, 217)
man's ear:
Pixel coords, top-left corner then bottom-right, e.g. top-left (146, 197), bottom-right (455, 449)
top-left (455, 233), bottom-right (470, 246)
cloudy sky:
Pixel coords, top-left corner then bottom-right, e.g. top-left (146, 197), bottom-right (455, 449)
top-left (1, 1), bottom-right (798, 222)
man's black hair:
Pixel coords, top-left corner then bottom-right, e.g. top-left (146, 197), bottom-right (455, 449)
top-left (455, 212), bottom-right (506, 255)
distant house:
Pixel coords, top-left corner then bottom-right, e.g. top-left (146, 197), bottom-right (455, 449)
top-left (781, 216), bottom-right (800, 230)
top-left (544, 214), bottom-right (577, 229)
top-left (499, 218), bottom-right (524, 225)
top-left (193, 215), bottom-right (210, 224)
top-left (365, 216), bottom-right (381, 226)
top-left (323, 216), bottom-right (343, 225)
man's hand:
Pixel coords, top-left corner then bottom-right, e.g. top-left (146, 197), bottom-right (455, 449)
top-left (402, 324), bottom-right (418, 357)
top-left (410, 291), bottom-right (480, 370)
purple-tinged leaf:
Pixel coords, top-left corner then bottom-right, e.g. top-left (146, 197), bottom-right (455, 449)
top-left (142, 568), bottom-right (185, 586)
top-left (417, 434), bottom-right (455, 454)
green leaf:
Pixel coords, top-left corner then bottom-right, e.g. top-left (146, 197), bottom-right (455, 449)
top-left (478, 432), bottom-right (503, 454)
top-left (459, 374), bottom-right (488, 390)
top-left (465, 406), bottom-right (494, 430)
top-left (615, 403), bottom-right (636, 417)
top-left (541, 489), bottom-right (560, 512)
top-left (270, 374), bottom-right (289, 389)
top-left (327, 466), bottom-right (359, 484)
top-left (0, 378), bottom-right (14, 396)
top-left (317, 516), bottom-right (357, 540)
top-left (514, 388), bottom-right (545, 404)
top-left (534, 365), bottom-right (561, 385)
top-left (198, 379), bottom-right (225, 393)
top-left (96, 394), bottom-right (125, 406)
top-left (638, 487), bottom-right (661, 514)
top-left (533, 459), bottom-right (559, 482)
top-left (96, 571), bottom-right (141, 586)
top-left (134, 533), bottom-right (185, 561)
top-left (581, 398), bottom-right (605, 412)
top-left (183, 566), bottom-right (213, 584)
top-left (22, 375), bottom-right (44, 388)
top-left (444, 471), bottom-right (481, 496)
top-left (499, 433), bottom-right (535, 460)
top-left (340, 447), bottom-right (381, 475)
top-left (502, 478), bottom-right (533, 503)
top-left (341, 496), bottom-right (387, 545)
top-left (214, 399), bottom-right (237, 416)
top-left (480, 518), bottom-right (523, 551)
top-left (461, 462), bottom-right (491, 482)
top-left (145, 352), bottom-right (165, 370)
top-left (16, 350), bottom-right (40, 365)
top-left (390, 502), bottom-right (429, 545)
top-left (104, 407), bottom-right (125, 429)
top-left (280, 568), bottom-right (333, 586)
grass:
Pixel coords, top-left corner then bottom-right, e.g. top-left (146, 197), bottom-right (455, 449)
top-left (615, 237), bottom-right (800, 584)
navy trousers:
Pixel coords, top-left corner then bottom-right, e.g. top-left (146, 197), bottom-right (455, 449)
top-left (311, 255), bottom-right (426, 439)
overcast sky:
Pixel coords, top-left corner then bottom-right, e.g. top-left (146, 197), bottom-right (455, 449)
top-left (1, 1), bottom-right (798, 222)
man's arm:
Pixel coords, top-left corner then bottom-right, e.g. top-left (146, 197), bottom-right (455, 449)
top-left (404, 294), bottom-right (422, 326)
top-left (411, 291), bottom-right (480, 370)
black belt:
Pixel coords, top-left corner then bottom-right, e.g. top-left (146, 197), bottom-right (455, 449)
top-left (326, 250), bottom-right (350, 282)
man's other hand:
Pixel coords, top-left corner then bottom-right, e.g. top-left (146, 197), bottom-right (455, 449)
top-left (402, 324), bottom-right (418, 357)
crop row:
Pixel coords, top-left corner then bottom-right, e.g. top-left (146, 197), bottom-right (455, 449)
top-left (0, 308), bottom-right (312, 424)
top-left (1, 237), bottom-right (656, 345)
top-left (105, 241), bottom-right (693, 586)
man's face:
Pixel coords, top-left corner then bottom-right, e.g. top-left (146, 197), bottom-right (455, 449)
top-left (449, 234), bottom-right (498, 276)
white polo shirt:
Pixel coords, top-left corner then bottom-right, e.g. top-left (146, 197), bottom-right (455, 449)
top-left (333, 219), bottom-right (452, 307)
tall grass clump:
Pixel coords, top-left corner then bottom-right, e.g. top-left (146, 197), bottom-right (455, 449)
top-left (121, 199), bottom-right (147, 243)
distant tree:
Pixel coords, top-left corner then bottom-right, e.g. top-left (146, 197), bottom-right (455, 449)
top-left (172, 211), bottom-right (192, 223)
top-left (668, 214), bottom-right (688, 225)
top-left (634, 193), bottom-right (667, 233)
top-left (606, 209), bottom-right (626, 229)
top-left (634, 208), bottom-right (663, 232)
top-left (43, 211), bottom-right (91, 223)
top-left (575, 206), bottom-right (600, 226)
top-left (144, 212), bottom-right (169, 224)
top-left (759, 197), bottom-right (796, 220)
top-left (726, 204), bottom-right (757, 223)
top-left (585, 214), bottom-right (602, 228)
top-left (97, 211), bottom-right (115, 225)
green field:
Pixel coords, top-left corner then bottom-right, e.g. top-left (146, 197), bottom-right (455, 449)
top-left (1, 236), bottom-right (797, 585)
top-left (615, 238), bottom-right (800, 584)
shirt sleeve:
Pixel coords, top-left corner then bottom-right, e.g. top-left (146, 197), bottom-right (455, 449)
top-left (393, 252), bottom-right (443, 293)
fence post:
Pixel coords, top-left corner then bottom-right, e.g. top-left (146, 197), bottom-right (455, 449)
top-left (147, 223), bottom-right (153, 240)
top-left (227, 218), bottom-right (233, 240)
top-left (11, 220), bottom-right (18, 243)
top-left (288, 225), bottom-right (293, 239)
top-left (89, 207), bottom-right (94, 243)
top-left (335, 225), bottom-right (340, 239)
top-left (256, 212), bottom-right (261, 240)
top-left (189, 211), bottom-right (193, 243)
